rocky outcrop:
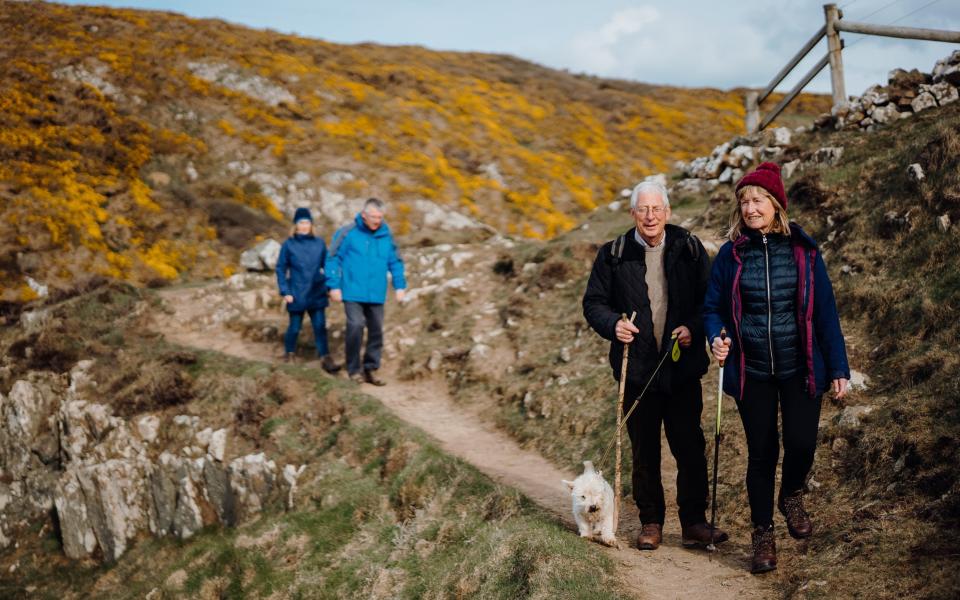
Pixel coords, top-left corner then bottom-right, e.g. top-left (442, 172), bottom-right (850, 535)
top-left (814, 52), bottom-right (960, 133)
top-left (0, 358), bottom-right (301, 563)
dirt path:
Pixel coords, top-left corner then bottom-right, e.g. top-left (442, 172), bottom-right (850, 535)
top-left (153, 284), bottom-right (771, 599)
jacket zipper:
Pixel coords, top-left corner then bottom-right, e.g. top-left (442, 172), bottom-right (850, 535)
top-left (762, 234), bottom-right (775, 376)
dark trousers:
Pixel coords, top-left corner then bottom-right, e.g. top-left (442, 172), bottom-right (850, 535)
top-left (623, 378), bottom-right (709, 527)
top-left (344, 301), bottom-right (384, 375)
top-left (737, 374), bottom-right (822, 526)
top-left (284, 308), bottom-right (329, 356)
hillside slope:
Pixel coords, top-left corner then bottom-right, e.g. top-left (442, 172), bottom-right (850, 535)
top-left (0, 0), bottom-right (829, 303)
top-left (383, 98), bottom-right (960, 597)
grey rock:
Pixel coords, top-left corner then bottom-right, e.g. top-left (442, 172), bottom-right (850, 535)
top-left (771, 127), bottom-right (792, 146)
top-left (186, 62), bottom-right (295, 106)
top-left (172, 473), bottom-right (203, 540)
top-left (839, 405), bottom-right (876, 429)
top-left (932, 50), bottom-right (960, 85)
top-left (54, 471), bottom-right (98, 559)
top-left (228, 453), bottom-right (277, 521)
top-left (907, 163), bottom-right (925, 183)
top-left (728, 145), bottom-right (756, 167)
top-left (923, 82), bottom-right (959, 106)
top-left (240, 239), bottom-right (282, 272)
top-left (782, 159), bottom-right (801, 180)
top-left (911, 92), bottom-right (937, 113)
top-left (812, 147), bottom-right (844, 166)
top-left (871, 103), bottom-right (901, 125)
top-left (938, 214), bottom-right (952, 233)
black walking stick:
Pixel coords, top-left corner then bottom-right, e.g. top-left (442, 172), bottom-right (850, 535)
top-left (707, 327), bottom-right (727, 552)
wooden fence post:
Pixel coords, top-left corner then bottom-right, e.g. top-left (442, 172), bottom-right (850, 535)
top-left (745, 91), bottom-right (760, 134)
top-left (824, 3), bottom-right (846, 107)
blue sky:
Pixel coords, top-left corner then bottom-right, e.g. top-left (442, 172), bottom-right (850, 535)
top-left (61, 0), bottom-right (960, 96)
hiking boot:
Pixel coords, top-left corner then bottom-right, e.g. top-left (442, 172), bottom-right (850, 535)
top-left (778, 489), bottom-right (813, 539)
top-left (681, 522), bottom-right (729, 548)
top-left (637, 523), bottom-right (662, 550)
top-left (283, 353), bottom-right (296, 364)
top-left (348, 372), bottom-right (365, 384)
top-left (363, 369), bottom-right (386, 386)
top-left (320, 355), bottom-right (342, 374)
top-left (750, 524), bottom-right (777, 574)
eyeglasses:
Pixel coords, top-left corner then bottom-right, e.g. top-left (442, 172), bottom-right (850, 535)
top-left (633, 206), bottom-right (666, 216)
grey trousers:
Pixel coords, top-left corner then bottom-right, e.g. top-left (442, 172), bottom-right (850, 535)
top-left (344, 301), bottom-right (384, 375)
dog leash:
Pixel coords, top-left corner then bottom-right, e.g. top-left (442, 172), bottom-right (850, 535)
top-left (597, 330), bottom-right (680, 475)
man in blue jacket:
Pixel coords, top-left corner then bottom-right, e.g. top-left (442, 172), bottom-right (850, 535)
top-left (327, 198), bottom-right (406, 385)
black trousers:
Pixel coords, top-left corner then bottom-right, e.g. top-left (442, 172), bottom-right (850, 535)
top-left (623, 378), bottom-right (709, 527)
top-left (344, 301), bottom-right (384, 375)
top-left (737, 374), bottom-right (822, 526)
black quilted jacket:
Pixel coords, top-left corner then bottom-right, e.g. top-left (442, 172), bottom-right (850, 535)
top-left (582, 224), bottom-right (710, 389)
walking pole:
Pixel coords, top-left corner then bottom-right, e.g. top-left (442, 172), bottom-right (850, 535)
top-left (707, 327), bottom-right (727, 551)
top-left (614, 311), bottom-right (636, 536)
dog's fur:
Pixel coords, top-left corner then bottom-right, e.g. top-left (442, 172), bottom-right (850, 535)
top-left (562, 461), bottom-right (617, 547)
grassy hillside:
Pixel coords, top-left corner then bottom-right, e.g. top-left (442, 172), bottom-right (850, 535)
top-left (0, 284), bottom-right (629, 599)
top-left (392, 101), bottom-right (960, 598)
top-left (0, 0), bottom-right (829, 303)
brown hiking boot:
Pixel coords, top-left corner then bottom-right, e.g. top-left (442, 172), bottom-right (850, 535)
top-left (283, 353), bottom-right (296, 364)
top-left (637, 523), bottom-right (662, 550)
top-left (348, 372), bottom-right (365, 384)
top-left (778, 489), bottom-right (813, 539)
top-left (750, 525), bottom-right (777, 574)
top-left (681, 522), bottom-right (729, 548)
top-left (321, 356), bottom-right (342, 374)
top-left (363, 369), bottom-right (386, 386)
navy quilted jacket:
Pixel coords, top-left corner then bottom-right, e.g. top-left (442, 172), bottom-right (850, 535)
top-left (703, 223), bottom-right (850, 400)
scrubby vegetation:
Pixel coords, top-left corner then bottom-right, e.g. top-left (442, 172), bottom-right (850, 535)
top-left (0, 284), bottom-right (629, 599)
top-left (0, 0), bottom-right (829, 303)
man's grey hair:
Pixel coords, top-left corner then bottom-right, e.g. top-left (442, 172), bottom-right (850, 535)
top-left (629, 181), bottom-right (670, 209)
top-left (363, 197), bottom-right (386, 213)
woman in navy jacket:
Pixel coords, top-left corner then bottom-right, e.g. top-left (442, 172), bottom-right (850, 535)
top-left (276, 207), bottom-right (340, 373)
top-left (703, 163), bottom-right (849, 574)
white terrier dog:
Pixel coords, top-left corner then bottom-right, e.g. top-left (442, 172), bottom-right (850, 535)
top-left (562, 461), bottom-right (618, 547)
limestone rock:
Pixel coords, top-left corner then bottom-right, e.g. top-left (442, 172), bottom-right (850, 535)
top-left (938, 214), bottom-right (952, 233)
top-left (782, 159), bottom-right (801, 180)
top-left (838, 405), bottom-right (875, 429)
top-left (228, 453), bottom-right (277, 520)
top-left (932, 50), bottom-right (960, 85)
top-left (911, 92), bottom-right (936, 113)
top-left (812, 147), bottom-right (844, 166)
top-left (208, 428), bottom-right (228, 462)
top-left (907, 163), bottom-right (925, 184)
top-left (240, 239), bottom-right (282, 272)
top-left (186, 62), bottom-right (295, 106)
top-left (771, 127), bottom-right (792, 146)
top-left (870, 103), bottom-right (901, 125)
top-left (922, 82), bottom-right (959, 106)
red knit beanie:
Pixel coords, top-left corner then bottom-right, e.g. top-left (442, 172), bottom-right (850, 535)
top-left (735, 162), bottom-right (787, 210)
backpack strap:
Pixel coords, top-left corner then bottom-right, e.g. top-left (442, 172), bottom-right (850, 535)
top-left (609, 234), bottom-right (626, 269)
top-left (685, 232), bottom-right (701, 262)
top-left (329, 222), bottom-right (356, 257)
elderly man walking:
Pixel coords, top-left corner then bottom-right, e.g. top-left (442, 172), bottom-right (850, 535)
top-left (327, 198), bottom-right (406, 386)
top-left (582, 181), bottom-right (727, 550)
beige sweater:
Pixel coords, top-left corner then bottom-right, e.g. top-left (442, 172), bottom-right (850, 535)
top-left (637, 233), bottom-right (668, 351)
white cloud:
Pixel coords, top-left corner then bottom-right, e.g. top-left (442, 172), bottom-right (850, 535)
top-left (569, 6), bottom-right (660, 75)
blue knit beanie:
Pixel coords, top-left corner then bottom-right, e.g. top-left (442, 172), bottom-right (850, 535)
top-left (293, 207), bottom-right (312, 223)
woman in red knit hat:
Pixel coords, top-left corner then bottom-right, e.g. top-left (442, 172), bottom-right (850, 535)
top-left (702, 162), bottom-right (850, 574)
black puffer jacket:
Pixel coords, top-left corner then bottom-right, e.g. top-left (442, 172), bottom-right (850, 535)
top-left (582, 224), bottom-right (710, 389)
top-left (738, 230), bottom-right (800, 379)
